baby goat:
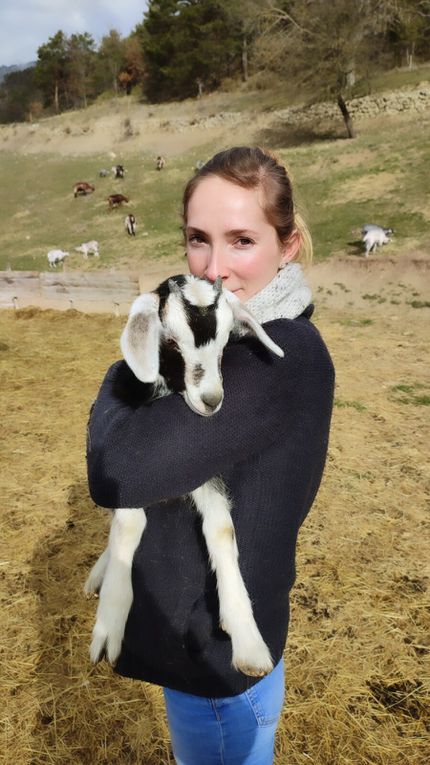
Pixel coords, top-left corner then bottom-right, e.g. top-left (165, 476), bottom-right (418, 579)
top-left (47, 249), bottom-right (69, 267)
top-left (124, 213), bottom-right (136, 236)
top-left (74, 181), bottom-right (95, 198)
top-left (85, 275), bottom-right (283, 677)
top-left (108, 193), bottom-right (129, 209)
top-left (75, 240), bottom-right (99, 259)
top-left (361, 224), bottom-right (393, 257)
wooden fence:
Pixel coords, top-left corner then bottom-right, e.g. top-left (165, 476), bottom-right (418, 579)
top-left (0, 269), bottom-right (171, 315)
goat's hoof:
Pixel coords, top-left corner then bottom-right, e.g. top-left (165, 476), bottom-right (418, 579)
top-left (235, 662), bottom-right (271, 678)
top-left (84, 577), bottom-right (99, 597)
top-left (84, 584), bottom-right (99, 599)
top-left (89, 628), bottom-right (122, 665)
top-left (233, 652), bottom-right (274, 677)
top-left (231, 635), bottom-right (274, 677)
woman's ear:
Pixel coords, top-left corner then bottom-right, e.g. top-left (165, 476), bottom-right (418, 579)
top-left (280, 228), bottom-right (301, 267)
top-left (120, 293), bottom-right (162, 382)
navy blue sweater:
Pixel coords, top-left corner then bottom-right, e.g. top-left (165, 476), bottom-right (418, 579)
top-left (86, 310), bottom-right (334, 697)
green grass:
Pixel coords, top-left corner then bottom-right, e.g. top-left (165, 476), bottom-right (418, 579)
top-left (334, 398), bottom-right (367, 412)
top-left (0, 152), bottom-right (189, 271)
top-left (390, 382), bottom-right (430, 406)
top-left (338, 318), bottom-right (374, 327)
top-left (408, 300), bottom-right (430, 308)
top-left (1, 68), bottom-right (430, 270)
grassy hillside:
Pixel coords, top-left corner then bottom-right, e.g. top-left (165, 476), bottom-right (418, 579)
top-left (0, 67), bottom-right (429, 272)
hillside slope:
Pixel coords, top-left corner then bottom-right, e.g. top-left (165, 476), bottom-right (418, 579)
top-left (0, 72), bottom-right (429, 285)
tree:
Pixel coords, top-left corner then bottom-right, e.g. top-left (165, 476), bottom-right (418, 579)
top-left (67, 33), bottom-right (96, 107)
top-left (0, 67), bottom-right (40, 123)
top-left (95, 30), bottom-right (125, 94)
top-left (387, 0), bottom-right (430, 67)
top-left (260, 0), bottom-right (395, 138)
top-left (35, 31), bottom-right (68, 112)
top-left (119, 34), bottom-right (145, 94)
top-left (217, 0), bottom-right (266, 82)
top-left (138, 0), bottom-right (243, 102)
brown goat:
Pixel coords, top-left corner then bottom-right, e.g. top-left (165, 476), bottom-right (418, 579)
top-left (108, 193), bottom-right (129, 209)
top-left (74, 181), bottom-right (95, 198)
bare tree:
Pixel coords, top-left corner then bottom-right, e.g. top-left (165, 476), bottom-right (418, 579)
top-left (388, 0), bottom-right (430, 68)
top-left (261, 0), bottom-right (395, 138)
top-left (217, 0), bottom-right (268, 82)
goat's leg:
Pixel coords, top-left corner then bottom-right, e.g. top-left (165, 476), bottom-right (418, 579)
top-left (89, 507), bottom-right (146, 664)
top-left (191, 482), bottom-right (273, 678)
top-left (84, 547), bottom-right (110, 595)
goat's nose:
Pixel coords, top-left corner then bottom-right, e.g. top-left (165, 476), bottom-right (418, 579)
top-left (201, 392), bottom-right (223, 413)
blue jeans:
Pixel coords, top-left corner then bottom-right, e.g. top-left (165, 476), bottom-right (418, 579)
top-left (163, 658), bottom-right (285, 765)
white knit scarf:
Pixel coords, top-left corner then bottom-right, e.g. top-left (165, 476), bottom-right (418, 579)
top-left (244, 262), bottom-right (313, 324)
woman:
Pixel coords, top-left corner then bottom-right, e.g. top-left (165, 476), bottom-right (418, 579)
top-left (87, 146), bottom-right (334, 765)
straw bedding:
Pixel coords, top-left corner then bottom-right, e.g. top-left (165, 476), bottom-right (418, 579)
top-left (0, 299), bottom-right (428, 764)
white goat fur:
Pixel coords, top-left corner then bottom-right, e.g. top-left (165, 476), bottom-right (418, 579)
top-left (47, 249), bottom-right (69, 267)
top-left (361, 225), bottom-right (392, 257)
top-left (75, 240), bottom-right (99, 259)
top-left (85, 275), bottom-right (284, 677)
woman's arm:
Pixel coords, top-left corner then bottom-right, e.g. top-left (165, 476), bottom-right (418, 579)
top-left (87, 319), bottom-right (334, 508)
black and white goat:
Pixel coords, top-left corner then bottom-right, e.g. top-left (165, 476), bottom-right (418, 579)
top-left (124, 213), bottom-right (136, 236)
top-left (113, 164), bottom-right (125, 179)
top-left (85, 275), bottom-right (283, 677)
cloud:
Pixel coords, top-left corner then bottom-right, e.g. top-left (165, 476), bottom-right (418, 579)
top-left (0, 0), bottom-right (148, 66)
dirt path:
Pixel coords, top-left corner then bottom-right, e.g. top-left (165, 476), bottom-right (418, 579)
top-left (3, 251), bottom-right (428, 316)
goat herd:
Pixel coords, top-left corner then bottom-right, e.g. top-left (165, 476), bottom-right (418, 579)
top-left (47, 155), bottom-right (394, 266)
top-left (47, 158), bottom-right (166, 268)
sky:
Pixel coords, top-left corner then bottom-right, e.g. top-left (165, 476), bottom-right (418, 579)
top-left (0, 0), bottom-right (149, 66)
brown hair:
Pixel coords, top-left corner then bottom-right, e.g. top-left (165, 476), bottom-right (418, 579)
top-left (182, 146), bottom-right (313, 266)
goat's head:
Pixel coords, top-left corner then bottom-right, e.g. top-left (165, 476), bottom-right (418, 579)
top-left (120, 275), bottom-right (284, 417)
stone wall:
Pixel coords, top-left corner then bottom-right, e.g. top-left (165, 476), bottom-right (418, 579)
top-left (156, 85), bottom-right (430, 133)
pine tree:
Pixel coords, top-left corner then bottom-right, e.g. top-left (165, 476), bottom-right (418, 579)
top-left (138, 0), bottom-right (242, 102)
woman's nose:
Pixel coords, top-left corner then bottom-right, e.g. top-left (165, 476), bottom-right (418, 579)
top-left (205, 246), bottom-right (229, 283)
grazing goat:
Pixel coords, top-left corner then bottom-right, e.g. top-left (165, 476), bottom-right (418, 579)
top-left (74, 182), bottom-right (95, 198)
top-left (99, 168), bottom-right (110, 177)
top-left (75, 240), bottom-right (99, 259)
top-left (124, 214), bottom-right (136, 236)
top-left (112, 164), bottom-right (125, 179)
top-left (156, 155), bottom-right (166, 171)
top-left (108, 193), bottom-right (129, 209)
top-left (85, 275), bottom-right (283, 676)
top-left (361, 224), bottom-right (393, 257)
top-left (47, 249), bottom-right (69, 267)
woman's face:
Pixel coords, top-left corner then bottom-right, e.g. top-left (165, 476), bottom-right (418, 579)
top-left (185, 175), bottom-right (299, 302)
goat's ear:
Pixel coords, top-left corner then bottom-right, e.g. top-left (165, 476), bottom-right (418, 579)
top-left (224, 290), bottom-right (284, 358)
top-left (120, 293), bottom-right (162, 382)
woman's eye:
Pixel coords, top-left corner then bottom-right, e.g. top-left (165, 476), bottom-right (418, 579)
top-left (188, 234), bottom-right (206, 245)
top-left (236, 237), bottom-right (254, 247)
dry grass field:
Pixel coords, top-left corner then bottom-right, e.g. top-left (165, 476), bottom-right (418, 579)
top-left (1, 66), bottom-right (429, 764)
top-left (1, 273), bottom-right (429, 764)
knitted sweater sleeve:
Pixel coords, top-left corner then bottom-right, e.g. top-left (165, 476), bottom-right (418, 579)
top-left (87, 319), bottom-right (334, 508)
